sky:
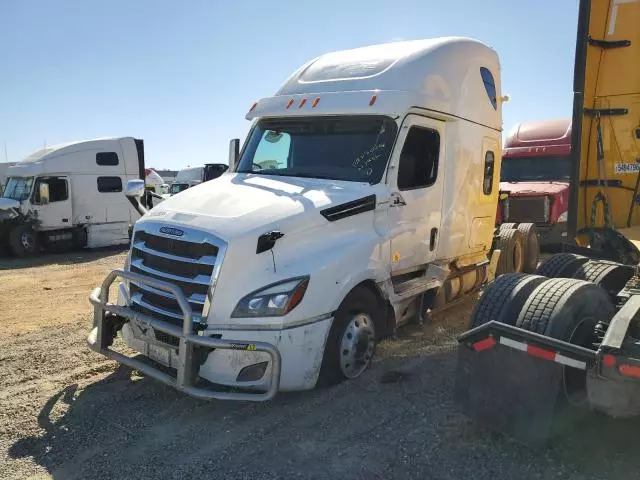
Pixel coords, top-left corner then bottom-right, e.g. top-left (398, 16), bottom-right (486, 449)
top-left (0, 0), bottom-right (580, 170)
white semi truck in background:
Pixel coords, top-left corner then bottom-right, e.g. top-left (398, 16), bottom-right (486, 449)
top-left (168, 163), bottom-right (229, 195)
top-left (89, 37), bottom-right (530, 400)
top-left (0, 137), bottom-right (144, 256)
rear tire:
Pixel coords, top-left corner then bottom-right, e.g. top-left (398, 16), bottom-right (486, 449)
top-left (469, 273), bottom-right (546, 328)
top-left (571, 260), bottom-right (634, 298)
top-left (9, 224), bottom-right (40, 257)
top-left (535, 253), bottom-right (588, 278)
top-left (517, 223), bottom-right (540, 273)
top-left (516, 278), bottom-right (614, 404)
top-left (317, 287), bottom-right (381, 387)
top-left (499, 223), bottom-right (517, 231)
top-left (495, 228), bottom-right (525, 276)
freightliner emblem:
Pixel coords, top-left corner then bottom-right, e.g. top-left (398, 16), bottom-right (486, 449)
top-left (159, 226), bottom-right (184, 237)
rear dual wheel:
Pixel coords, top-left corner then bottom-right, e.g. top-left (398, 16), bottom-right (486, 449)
top-left (516, 278), bottom-right (615, 405)
top-left (469, 273), bottom-right (546, 328)
top-left (495, 228), bottom-right (525, 276)
top-left (499, 223), bottom-right (540, 273)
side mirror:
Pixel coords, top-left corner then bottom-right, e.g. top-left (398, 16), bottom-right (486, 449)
top-left (124, 179), bottom-right (148, 216)
top-left (124, 179), bottom-right (146, 199)
top-left (228, 138), bottom-right (240, 170)
top-left (39, 183), bottom-right (50, 205)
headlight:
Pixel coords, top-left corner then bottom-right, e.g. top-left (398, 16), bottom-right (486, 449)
top-left (231, 277), bottom-right (310, 318)
top-left (557, 210), bottom-right (568, 222)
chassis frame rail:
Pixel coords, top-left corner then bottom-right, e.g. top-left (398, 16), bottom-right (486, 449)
top-left (88, 269), bottom-right (282, 401)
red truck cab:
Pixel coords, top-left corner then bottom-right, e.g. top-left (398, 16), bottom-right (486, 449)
top-left (498, 118), bottom-right (572, 248)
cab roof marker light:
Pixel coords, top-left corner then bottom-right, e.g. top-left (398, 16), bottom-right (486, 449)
top-left (249, 102), bottom-right (258, 112)
top-left (286, 99), bottom-right (294, 109)
top-left (298, 98), bottom-right (307, 108)
top-left (312, 97), bottom-right (320, 108)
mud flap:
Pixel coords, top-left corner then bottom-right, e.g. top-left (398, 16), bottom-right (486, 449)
top-left (454, 343), bottom-right (565, 444)
top-left (454, 321), bottom-right (597, 444)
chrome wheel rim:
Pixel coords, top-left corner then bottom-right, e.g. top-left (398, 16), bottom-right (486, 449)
top-left (339, 313), bottom-right (376, 379)
top-left (21, 231), bottom-right (34, 251)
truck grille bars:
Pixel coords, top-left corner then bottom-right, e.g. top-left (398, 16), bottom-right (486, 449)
top-left (128, 224), bottom-right (226, 344)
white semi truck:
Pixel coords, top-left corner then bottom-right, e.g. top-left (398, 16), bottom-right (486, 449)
top-left (0, 137), bottom-right (144, 256)
top-left (168, 164), bottom-right (229, 195)
top-left (88, 37), bottom-right (516, 400)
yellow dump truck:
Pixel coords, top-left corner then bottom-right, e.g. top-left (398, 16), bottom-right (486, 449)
top-left (455, 0), bottom-right (640, 443)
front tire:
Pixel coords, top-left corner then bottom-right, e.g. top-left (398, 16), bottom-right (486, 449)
top-left (317, 287), bottom-right (381, 387)
top-left (9, 224), bottom-right (40, 257)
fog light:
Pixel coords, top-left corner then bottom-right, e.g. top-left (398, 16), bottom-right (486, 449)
top-left (236, 361), bottom-right (268, 382)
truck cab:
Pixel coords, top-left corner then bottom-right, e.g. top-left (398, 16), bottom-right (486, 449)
top-left (498, 118), bottom-right (572, 248)
top-left (0, 137), bottom-right (143, 256)
top-left (89, 37), bottom-right (505, 400)
top-left (168, 166), bottom-right (205, 195)
top-left (168, 164), bottom-right (229, 195)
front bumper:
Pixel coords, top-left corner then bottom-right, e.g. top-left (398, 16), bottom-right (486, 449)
top-left (88, 269), bottom-right (282, 401)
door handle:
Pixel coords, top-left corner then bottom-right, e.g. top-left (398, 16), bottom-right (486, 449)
top-left (390, 192), bottom-right (406, 207)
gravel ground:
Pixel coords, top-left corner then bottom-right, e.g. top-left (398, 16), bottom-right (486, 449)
top-left (2, 251), bottom-right (640, 479)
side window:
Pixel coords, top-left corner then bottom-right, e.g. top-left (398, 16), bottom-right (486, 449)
top-left (480, 67), bottom-right (497, 110)
top-left (483, 151), bottom-right (495, 195)
top-left (397, 127), bottom-right (440, 190)
top-left (253, 130), bottom-right (291, 170)
top-left (48, 178), bottom-right (69, 202)
top-left (32, 177), bottom-right (68, 203)
top-left (97, 176), bottom-right (123, 193)
top-left (96, 152), bottom-right (119, 166)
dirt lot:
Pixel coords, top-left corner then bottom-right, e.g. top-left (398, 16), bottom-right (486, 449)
top-left (2, 250), bottom-right (640, 480)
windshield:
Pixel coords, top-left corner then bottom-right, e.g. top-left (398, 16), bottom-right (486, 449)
top-left (500, 155), bottom-right (572, 182)
top-left (236, 116), bottom-right (398, 184)
top-left (175, 167), bottom-right (204, 183)
top-left (170, 183), bottom-right (190, 195)
top-left (3, 177), bottom-right (34, 201)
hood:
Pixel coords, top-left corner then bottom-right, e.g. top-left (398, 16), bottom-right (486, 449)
top-left (499, 181), bottom-right (569, 196)
top-left (0, 197), bottom-right (20, 211)
top-left (141, 172), bottom-right (382, 239)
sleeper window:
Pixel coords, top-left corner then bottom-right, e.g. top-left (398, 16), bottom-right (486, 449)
top-left (483, 151), bottom-right (495, 195)
top-left (97, 176), bottom-right (123, 193)
top-left (96, 152), bottom-right (119, 166)
top-left (397, 127), bottom-right (440, 190)
top-left (480, 67), bottom-right (497, 110)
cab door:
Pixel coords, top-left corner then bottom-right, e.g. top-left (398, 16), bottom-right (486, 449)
top-left (387, 114), bottom-right (445, 274)
top-left (33, 176), bottom-right (73, 229)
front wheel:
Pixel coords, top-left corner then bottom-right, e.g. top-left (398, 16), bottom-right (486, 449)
top-left (9, 224), bottom-right (40, 257)
top-left (317, 287), bottom-right (381, 387)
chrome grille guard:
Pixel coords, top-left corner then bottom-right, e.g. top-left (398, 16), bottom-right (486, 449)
top-left (88, 269), bottom-right (282, 401)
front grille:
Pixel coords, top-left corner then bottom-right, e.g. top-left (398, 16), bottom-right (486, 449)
top-left (153, 329), bottom-right (180, 348)
top-left (129, 228), bottom-right (222, 334)
top-left (506, 196), bottom-right (548, 224)
top-left (135, 230), bottom-right (218, 260)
